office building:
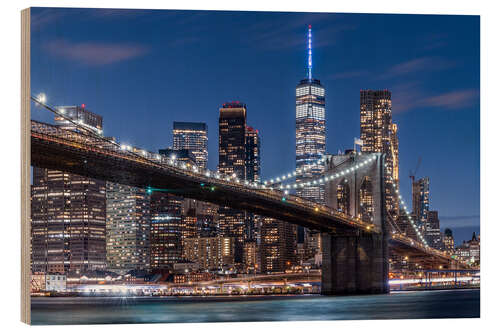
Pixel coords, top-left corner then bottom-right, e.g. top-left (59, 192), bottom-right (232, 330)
top-left (426, 210), bottom-right (443, 250)
top-left (149, 192), bottom-right (183, 268)
top-left (183, 236), bottom-right (235, 270)
top-left (295, 25), bottom-right (326, 248)
top-left (31, 106), bottom-right (106, 274)
top-left (443, 228), bottom-right (455, 254)
top-left (259, 217), bottom-right (296, 273)
top-left (360, 89), bottom-right (399, 217)
top-left (106, 183), bottom-right (150, 273)
top-left (412, 177), bottom-right (430, 232)
top-left (173, 122), bottom-right (208, 170)
top-left (217, 102), bottom-right (248, 264)
top-left (295, 25), bottom-right (326, 205)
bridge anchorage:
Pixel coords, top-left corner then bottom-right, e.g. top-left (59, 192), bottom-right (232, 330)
top-left (30, 96), bottom-right (468, 296)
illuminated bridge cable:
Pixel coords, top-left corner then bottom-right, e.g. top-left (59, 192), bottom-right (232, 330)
top-left (386, 175), bottom-right (428, 247)
top-left (30, 95), bottom-right (168, 171)
top-left (269, 155), bottom-right (377, 191)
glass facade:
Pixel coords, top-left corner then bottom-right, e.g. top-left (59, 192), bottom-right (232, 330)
top-left (106, 183), bottom-right (150, 273)
top-left (360, 89), bottom-right (399, 217)
top-left (295, 79), bottom-right (326, 204)
top-left (172, 122), bottom-right (208, 170)
top-left (31, 106), bottom-right (106, 274)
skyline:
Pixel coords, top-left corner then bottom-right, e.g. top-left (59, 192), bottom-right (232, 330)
top-left (30, 8), bottom-right (480, 241)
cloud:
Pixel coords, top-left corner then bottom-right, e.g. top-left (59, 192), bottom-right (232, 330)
top-left (44, 40), bottom-right (150, 66)
top-left (382, 57), bottom-right (455, 79)
top-left (391, 81), bottom-right (478, 113)
top-left (422, 89), bottom-right (479, 109)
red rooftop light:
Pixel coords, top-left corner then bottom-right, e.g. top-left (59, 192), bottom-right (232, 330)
top-left (81, 104), bottom-right (86, 108)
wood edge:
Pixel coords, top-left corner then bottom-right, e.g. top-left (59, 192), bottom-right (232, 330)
top-left (21, 7), bottom-right (31, 325)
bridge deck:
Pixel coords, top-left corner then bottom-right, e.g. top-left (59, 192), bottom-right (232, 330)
top-left (30, 120), bottom-right (465, 267)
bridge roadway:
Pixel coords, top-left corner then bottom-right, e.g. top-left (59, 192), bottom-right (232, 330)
top-left (30, 120), bottom-right (461, 267)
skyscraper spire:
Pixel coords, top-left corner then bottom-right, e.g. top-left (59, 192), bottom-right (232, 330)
top-left (307, 24), bottom-right (312, 81)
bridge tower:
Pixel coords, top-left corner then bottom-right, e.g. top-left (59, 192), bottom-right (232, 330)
top-left (321, 152), bottom-right (389, 295)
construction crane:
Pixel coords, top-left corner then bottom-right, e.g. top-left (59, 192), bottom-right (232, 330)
top-left (409, 157), bottom-right (422, 183)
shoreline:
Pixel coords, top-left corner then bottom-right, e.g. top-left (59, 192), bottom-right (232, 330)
top-left (31, 286), bottom-right (480, 303)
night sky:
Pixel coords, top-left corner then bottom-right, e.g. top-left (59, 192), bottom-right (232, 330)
top-left (30, 7), bottom-right (480, 243)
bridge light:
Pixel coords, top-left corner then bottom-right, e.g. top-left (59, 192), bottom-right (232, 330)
top-left (36, 93), bottom-right (47, 104)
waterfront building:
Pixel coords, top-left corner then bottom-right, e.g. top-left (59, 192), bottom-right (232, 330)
top-left (426, 210), bottom-right (443, 250)
top-left (150, 192), bottom-right (183, 268)
top-left (443, 228), bottom-right (455, 254)
top-left (455, 232), bottom-right (480, 267)
top-left (31, 106), bottom-right (106, 274)
top-left (172, 121), bottom-right (208, 170)
top-left (182, 236), bottom-right (235, 270)
top-left (181, 208), bottom-right (198, 246)
top-left (259, 217), bottom-right (296, 273)
top-left (360, 89), bottom-right (399, 217)
top-left (295, 25), bottom-right (326, 248)
top-left (243, 241), bottom-right (258, 273)
top-left (106, 183), bottom-right (150, 273)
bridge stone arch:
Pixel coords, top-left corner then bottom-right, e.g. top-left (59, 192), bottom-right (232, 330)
top-left (359, 176), bottom-right (374, 222)
top-left (321, 152), bottom-right (389, 295)
top-left (336, 178), bottom-right (350, 214)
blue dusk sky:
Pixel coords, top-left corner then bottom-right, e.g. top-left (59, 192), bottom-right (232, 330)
top-left (30, 7), bottom-right (480, 243)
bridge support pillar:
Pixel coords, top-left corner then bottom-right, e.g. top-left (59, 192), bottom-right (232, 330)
top-left (321, 231), bottom-right (389, 295)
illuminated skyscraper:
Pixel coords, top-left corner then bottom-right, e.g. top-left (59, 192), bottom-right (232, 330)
top-left (106, 183), bottom-right (150, 273)
top-left (295, 25), bottom-right (326, 248)
top-left (218, 103), bottom-right (263, 263)
top-left (245, 126), bottom-right (261, 183)
top-left (149, 192), bottom-right (183, 268)
top-left (412, 176), bottom-right (430, 231)
top-left (295, 25), bottom-right (326, 204)
top-left (218, 102), bottom-right (247, 264)
top-left (360, 89), bottom-right (399, 217)
top-left (172, 122), bottom-right (208, 169)
top-left (218, 102), bottom-right (247, 179)
top-left (259, 217), bottom-right (296, 273)
top-left (31, 106), bottom-right (106, 274)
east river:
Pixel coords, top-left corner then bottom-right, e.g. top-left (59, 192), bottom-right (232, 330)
top-left (31, 289), bottom-right (479, 325)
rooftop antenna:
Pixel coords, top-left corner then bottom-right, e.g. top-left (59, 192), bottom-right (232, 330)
top-left (307, 24), bottom-right (312, 81)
